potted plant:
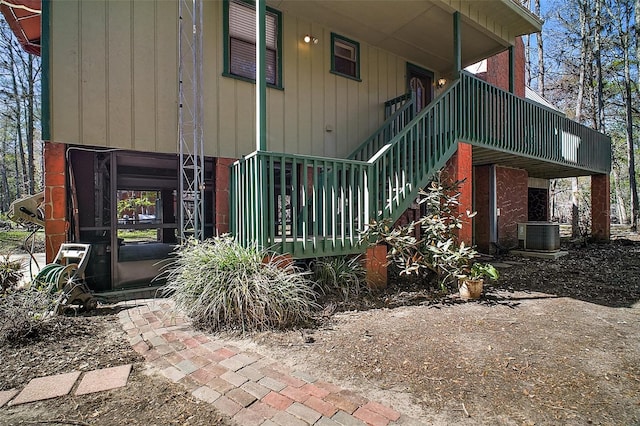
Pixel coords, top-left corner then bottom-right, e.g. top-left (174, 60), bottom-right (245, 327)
top-left (458, 262), bottom-right (499, 300)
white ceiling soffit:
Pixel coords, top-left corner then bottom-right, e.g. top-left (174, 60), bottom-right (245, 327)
top-left (269, 0), bottom-right (542, 74)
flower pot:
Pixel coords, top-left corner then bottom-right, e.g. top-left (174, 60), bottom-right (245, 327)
top-left (459, 278), bottom-right (484, 300)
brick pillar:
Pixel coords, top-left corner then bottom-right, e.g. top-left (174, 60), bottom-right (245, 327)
top-left (443, 142), bottom-right (473, 246)
top-left (474, 165), bottom-right (491, 253)
top-left (485, 37), bottom-right (526, 98)
top-left (496, 166), bottom-right (528, 248)
top-left (44, 141), bottom-right (68, 263)
top-left (215, 157), bottom-right (236, 235)
top-left (591, 174), bottom-right (610, 241)
top-left (364, 245), bottom-right (387, 289)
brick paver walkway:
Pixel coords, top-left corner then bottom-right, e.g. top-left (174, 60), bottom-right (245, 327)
top-left (119, 299), bottom-right (411, 426)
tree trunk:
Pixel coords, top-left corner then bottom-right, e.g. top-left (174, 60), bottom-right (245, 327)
top-left (0, 126), bottom-right (10, 211)
top-left (571, 177), bottom-right (580, 236)
top-left (25, 54), bottom-right (35, 194)
top-left (623, 38), bottom-right (638, 231)
top-left (612, 166), bottom-right (628, 224)
top-left (595, 0), bottom-right (604, 132)
top-left (634, 0), bottom-right (640, 230)
top-left (572, 0), bottom-right (589, 238)
top-left (550, 179), bottom-right (557, 220)
top-left (534, 0), bottom-right (545, 97)
top-left (8, 42), bottom-right (27, 196)
top-left (524, 0), bottom-right (532, 86)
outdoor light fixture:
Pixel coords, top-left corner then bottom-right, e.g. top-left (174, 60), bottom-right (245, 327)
top-left (303, 34), bottom-right (318, 44)
top-left (437, 78), bottom-right (447, 88)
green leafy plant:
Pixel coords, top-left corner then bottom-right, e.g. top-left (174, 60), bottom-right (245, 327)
top-left (159, 235), bottom-right (318, 333)
top-left (0, 255), bottom-right (24, 293)
top-left (117, 192), bottom-right (154, 220)
top-left (361, 170), bottom-right (477, 291)
top-left (312, 255), bottom-right (367, 302)
top-left (465, 263), bottom-right (499, 281)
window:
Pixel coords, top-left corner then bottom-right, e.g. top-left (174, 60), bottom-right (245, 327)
top-left (331, 33), bottom-right (360, 81)
top-left (224, 0), bottom-right (282, 88)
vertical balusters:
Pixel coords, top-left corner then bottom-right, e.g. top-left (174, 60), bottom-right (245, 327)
top-left (312, 159), bottom-right (319, 253)
top-left (267, 155), bottom-right (275, 248)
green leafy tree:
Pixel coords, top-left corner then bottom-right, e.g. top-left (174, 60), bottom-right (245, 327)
top-left (361, 171), bottom-right (477, 291)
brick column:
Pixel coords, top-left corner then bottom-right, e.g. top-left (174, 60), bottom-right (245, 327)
top-left (44, 141), bottom-right (68, 263)
top-left (443, 142), bottom-right (473, 246)
top-left (474, 165), bottom-right (491, 253)
top-left (591, 174), bottom-right (610, 241)
top-left (496, 166), bottom-right (528, 248)
top-left (215, 157), bottom-right (236, 235)
top-left (364, 245), bottom-right (388, 289)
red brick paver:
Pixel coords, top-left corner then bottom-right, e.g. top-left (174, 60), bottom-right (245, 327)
top-left (75, 364), bottom-right (132, 395)
top-left (0, 389), bottom-right (18, 407)
top-left (354, 406), bottom-right (390, 426)
top-left (10, 371), bottom-right (81, 406)
top-left (117, 299), bottom-right (410, 425)
top-left (262, 391), bottom-right (294, 410)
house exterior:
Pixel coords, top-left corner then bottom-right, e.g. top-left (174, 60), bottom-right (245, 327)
top-left (4, 0), bottom-right (611, 291)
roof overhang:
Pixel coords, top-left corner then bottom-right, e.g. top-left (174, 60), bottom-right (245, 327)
top-left (0, 0), bottom-right (41, 56)
top-left (269, 0), bottom-right (541, 75)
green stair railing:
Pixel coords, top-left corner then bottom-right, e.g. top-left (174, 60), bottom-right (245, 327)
top-left (231, 71), bottom-right (611, 258)
top-left (349, 92), bottom-right (416, 162)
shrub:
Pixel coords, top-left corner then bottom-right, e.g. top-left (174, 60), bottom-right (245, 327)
top-left (0, 286), bottom-right (57, 345)
top-left (160, 236), bottom-right (318, 333)
top-left (361, 170), bottom-right (477, 291)
top-left (312, 255), bottom-right (367, 301)
top-left (0, 255), bottom-right (24, 293)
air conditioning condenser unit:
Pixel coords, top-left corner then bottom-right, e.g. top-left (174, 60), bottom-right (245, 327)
top-left (517, 222), bottom-right (560, 251)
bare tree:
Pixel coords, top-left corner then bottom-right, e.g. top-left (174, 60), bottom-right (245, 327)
top-left (570, 0), bottom-right (591, 237)
top-left (0, 18), bottom-right (42, 208)
top-left (606, 0), bottom-right (639, 230)
top-left (534, 0), bottom-right (545, 97)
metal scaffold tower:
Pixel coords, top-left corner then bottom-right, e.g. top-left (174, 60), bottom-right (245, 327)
top-left (178, 0), bottom-right (205, 242)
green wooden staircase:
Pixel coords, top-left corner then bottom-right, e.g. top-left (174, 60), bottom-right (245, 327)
top-left (230, 71), bottom-right (611, 258)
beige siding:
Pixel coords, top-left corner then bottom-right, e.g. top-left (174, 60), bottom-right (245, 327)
top-left (50, 0), bottom-right (178, 153)
top-left (50, 0), bottom-right (414, 158)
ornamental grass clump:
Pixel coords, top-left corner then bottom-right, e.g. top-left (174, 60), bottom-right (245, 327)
top-left (160, 236), bottom-right (318, 333)
top-left (312, 255), bottom-right (368, 302)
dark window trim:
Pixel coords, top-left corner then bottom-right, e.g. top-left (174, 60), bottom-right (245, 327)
top-left (222, 0), bottom-right (283, 90)
top-left (330, 32), bottom-right (361, 82)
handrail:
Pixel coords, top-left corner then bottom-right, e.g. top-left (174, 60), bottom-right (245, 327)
top-left (349, 92), bottom-right (415, 162)
top-left (384, 92), bottom-right (412, 108)
top-left (231, 71), bottom-right (611, 258)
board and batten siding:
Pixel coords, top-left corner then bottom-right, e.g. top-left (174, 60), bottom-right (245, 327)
top-left (49, 0), bottom-right (411, 159)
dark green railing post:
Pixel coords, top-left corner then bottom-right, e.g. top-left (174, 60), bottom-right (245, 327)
top-left (256, 0), bottom-right (266, 151)
top-left (453, 12), bottom-right (461, 79)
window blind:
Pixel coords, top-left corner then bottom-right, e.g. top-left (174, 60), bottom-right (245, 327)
top-left (229, 0), bottom-right (278, 84)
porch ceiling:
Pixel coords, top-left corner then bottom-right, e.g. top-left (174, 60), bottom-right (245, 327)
top-left (472, 146), bottom-right (602, 179)
top-left (269, 0), bottom-right (541, 75)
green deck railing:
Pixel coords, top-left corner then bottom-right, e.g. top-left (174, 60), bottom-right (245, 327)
top-left (231, 71), bottom-right (611, 257)
top-left (458, 72), bottom-right (610, 173)
top-left (230, 151), bottom-right (372, 257)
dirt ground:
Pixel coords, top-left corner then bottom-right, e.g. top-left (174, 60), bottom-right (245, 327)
top-left (243, 237), bottom-right (640, 425)
top-left (0, 309), bottom-right (230, 426)
top-left (1, 234), bottom-right (640, 425)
